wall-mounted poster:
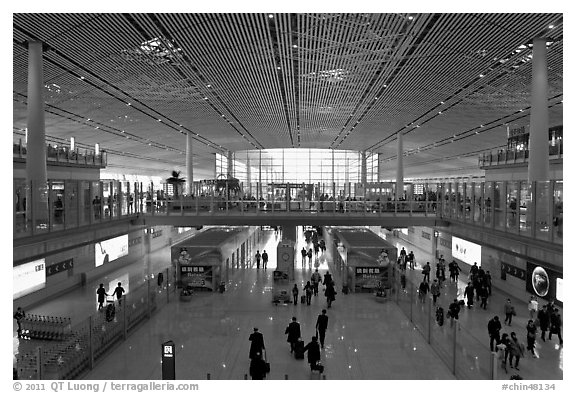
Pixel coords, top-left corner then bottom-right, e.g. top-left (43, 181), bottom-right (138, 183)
top-left (451, 236), bottom-right (482, 266)
top-left (13, 259), bottom-right (46, 299)
top-left (95, 234), bottom-right (129, 267)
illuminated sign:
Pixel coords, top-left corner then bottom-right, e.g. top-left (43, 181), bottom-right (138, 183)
top-left (451, 236), bottom-right (482, 266)
top-left (556, 278), bottom-right (563, 303)
top-left (525, 262), bottom-right (562, 305)
top-left (13, 259), bottom-right (46, 299)
top-left (95, 235), bottom-right (129, 267)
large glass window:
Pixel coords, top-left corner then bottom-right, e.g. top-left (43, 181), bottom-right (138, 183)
top-left (218, 149), bottom-right (363, 195)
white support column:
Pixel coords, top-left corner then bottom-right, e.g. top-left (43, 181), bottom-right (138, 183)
top-left (361, 151), bottom-right (367, 185)
top-left (26, 41), bottom-right (48, 222)
top-left (227, 151), bottom-right (233, 178)
top-left (185, 133), bottom-right (194, 195)
top-left (528, 37), bottom-right (550, 182)
top-left (396, 132), bottom-right (404, 200)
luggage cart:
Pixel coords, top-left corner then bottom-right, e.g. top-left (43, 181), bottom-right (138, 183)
top-left (105, 296), bottom-right (116, 322)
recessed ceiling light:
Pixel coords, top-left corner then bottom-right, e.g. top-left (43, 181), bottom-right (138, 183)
top-left (293, 45), bottom-right (298, 48)
top-left (549, 25), bottom-right (554, 29)
top-left (206, 84), bottom-right (211, 88)
top-left (479, 74), bottom-right (485, 78)
top-left (438, 111), bottom-right (442, 114)
top-left (408, 16), bottom-right (414, 20)
top-left (277, 66), bottom-right (281, 70)
top-left (268, 14), bottom-right (274, 18)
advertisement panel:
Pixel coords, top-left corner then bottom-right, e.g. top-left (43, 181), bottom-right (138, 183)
top-left (13, 259), bottom-right (46, 299)
top-left (525, 262), bottom-right (562, 304)
top-left (451, 236), bottom-right (482, 266)
top-left (180, 266), bottom-right (213, 290)
top-left (354, 267), bottom-right (389, 290)
top-left (95, 234), bottom-right (129, 267)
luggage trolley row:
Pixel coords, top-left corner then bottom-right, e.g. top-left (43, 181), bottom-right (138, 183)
top-left (20, 314), bottom-right (72, 341)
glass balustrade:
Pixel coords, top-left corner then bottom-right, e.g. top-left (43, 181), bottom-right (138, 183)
top-left (13, 180), bottom-right (561, 246)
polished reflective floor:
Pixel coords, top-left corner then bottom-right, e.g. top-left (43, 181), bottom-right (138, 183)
top-left (13, 228), bottom-right (563, 381)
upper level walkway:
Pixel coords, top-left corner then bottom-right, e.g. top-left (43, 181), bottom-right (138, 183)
top-left (14, 180), bottom-right (562, 251)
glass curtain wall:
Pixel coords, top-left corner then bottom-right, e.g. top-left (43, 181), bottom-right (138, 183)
top-left (216, 149), bottom-right (376, 200)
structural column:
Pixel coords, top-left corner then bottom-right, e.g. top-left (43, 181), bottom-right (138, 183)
top-left (528, 37), bottom-right (550, 182)
top-left (26, 41), bottom-right (48, 223)
top-left (360, 151), bottom-right (367, 185)
top-left (185, 133), bottom-right (194, 195)
top-left (396, 132), bottom-right (404, 200)
top-left (227, 151), bottom-right (233, 178)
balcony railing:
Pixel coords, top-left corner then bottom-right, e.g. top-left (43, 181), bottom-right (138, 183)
top-left (13, 142), bottom-right (107, 168)
top-left (13, 180), bottom-right (562, 246)
top-left (479, 143), bottom-right (562, 168)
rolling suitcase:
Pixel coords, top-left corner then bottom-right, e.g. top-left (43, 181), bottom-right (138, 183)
top-left (294, 340), bottom-right (305, 359)
top-left (311, 361), bottom-right (324, 373)
top-left (105, 296), bottom-right (116, 322)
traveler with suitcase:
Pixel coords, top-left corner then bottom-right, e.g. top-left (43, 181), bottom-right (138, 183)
top-left (285, 317), bottom-right (301, 354)
top-left (303, 336), bottom-right (323, 373)
top-left (249, 352), bottom-right (268, 380)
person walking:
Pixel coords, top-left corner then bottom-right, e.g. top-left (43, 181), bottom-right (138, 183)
top-left (488, 316), bottom-right (502, 352)
top-left (325, 281), bottom-right (336, 308)
top-left (549, 308), bottom-right (563, 345)
top-left (112, 282), bottom-right (125, 306)
top-left (430, 279), bottom-right (441, 304)
top-left (407, 251), bottom-right (415, 270)
top-left (311, 269), bottom-right (322, 296)
top-left (304, 281), bottom-right (313, 305)
top-left (537, 305), bottom-right (550, 341)
top-left (292, 284), bottom-right (299, 305)
top-left (249, 352), bottom-right (268, 380)
top-left (301, 247), bottom-right (307, 268)
top-left (528, 296), bottom-right (539, 320)
top-left (249, 327), bottom-right (265, 360)
top-left (262, 250), bottom-right (268, 269)
top-left (307, 248), bottom-right (313, 267)
top-left (526, 320), bottom-right (537, 357)
top-left (478, 284), bottom-right (489, 310)
top-left (422, 262), bottom-right (431, 282)
top-left (449, 260), bottom-right (462, 282)
top-left (323, 271), bottom-right (333, 287)
top-left (504, 298), bottom-right (515, 326)
top-left (498, 333), bottom-right (511, 372)
top-left (13, 307), bottom-right (25, 338)
top-left (508, 332), bottom-right (525, 370)
top-left (96, 283), bottom-right (109, 310)
top-left (303, 336), bottom-right (321, 372)
top-left (448, 298), bottom-right (461, 326)
top-left (484, 271), bottom-right (492, 295)
top-left (255, 250), bottom-right (261, 269)
top-left (418, 279), bottom-right (429, 303)
top-left (464, 282), bottom-right (475, 309)
top-left (285, 317), bottom-right (301, 354)
top-left (315, 309), bottom-right (329, 349)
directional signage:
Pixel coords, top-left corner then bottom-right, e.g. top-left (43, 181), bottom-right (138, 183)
top-left (161, 340), bottom-right (175, 380)
top-left (46, 258), bottom-right (74, 277)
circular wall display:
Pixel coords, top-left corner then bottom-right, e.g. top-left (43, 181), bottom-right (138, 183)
top-left (282, 252), bottom-right (290, 261)
top-left (531, 266), bottom-right (549, 297)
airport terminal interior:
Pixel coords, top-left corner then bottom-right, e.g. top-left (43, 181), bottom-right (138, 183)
top-left (11, 11), bottom-right (565, 383)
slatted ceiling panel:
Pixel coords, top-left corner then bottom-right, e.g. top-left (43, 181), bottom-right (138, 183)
top-left (12, 13), bottom-right (563, 178)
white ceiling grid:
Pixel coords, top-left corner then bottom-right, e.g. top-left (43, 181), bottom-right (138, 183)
top-left (12, 13), bottom-right (563, 180)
